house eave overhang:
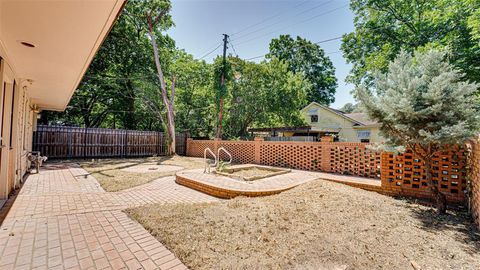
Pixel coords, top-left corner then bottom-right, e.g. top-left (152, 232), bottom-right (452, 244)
top-left (353, 124), bottom-right (381, 129)
top-left (0, 0), bottom-right (126, 111)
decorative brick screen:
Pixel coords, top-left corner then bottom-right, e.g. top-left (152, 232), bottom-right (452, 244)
top-left (187, 139), bottom-right (380, 177)
top-left (186, 140), bottom-right (215, 158)
top-left (328, 144), bottom-right (381, 178)
top-left (468, 137), bottom-right (480, 230)
top-left (187, 138), bottom-right (469, 203)
top-left (218, 141), bottom-right (255, 164)
top-left (381, 147), bottom-right (467, 203)
top-left (260, 142), bottom-right (323, 170)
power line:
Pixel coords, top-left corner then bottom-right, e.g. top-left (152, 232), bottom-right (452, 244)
top-left (228, 36), bottom-right (239, 57)
top-left (230, 0), bottom-right (310, 37)
top-left (231, 0), bottom-right (335, 42)
top-left (234, 3), bottom-right (348, 47)
top-left (244, 36), bottom-right (343, 61)
top-left (199, 43), bottom-right (222, 60)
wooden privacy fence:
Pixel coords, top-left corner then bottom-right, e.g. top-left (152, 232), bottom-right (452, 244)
top-left (33, 125), bottom-right (188, 158)
top-left (187, 138), bottom-right (469, 203)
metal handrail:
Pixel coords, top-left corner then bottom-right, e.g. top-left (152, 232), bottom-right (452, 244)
top-left (217, 147), bottom-right (232, 166)
top-left (204, 147), bottom-right (217, 173)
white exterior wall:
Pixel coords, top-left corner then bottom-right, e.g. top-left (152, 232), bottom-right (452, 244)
top-left (0, 57), bottom-right (34, 199)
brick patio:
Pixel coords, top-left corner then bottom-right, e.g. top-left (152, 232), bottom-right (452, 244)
top-left (0, 163), bottom-right (217, 270)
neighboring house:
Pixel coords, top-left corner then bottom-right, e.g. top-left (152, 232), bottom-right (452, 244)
top-left (301, 102), bottom-right (384, 142)
top-left (0, 0), bottom-right (125, 200)
top-left (249, 102), bottom-right (385, 143)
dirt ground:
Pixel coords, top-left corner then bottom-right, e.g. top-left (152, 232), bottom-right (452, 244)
top-left (80, 156), bottom-right (204, 191)
top-left (227, 167), bottom-right (277, 180)
top-left (126, 180), bottom-right (480, 270)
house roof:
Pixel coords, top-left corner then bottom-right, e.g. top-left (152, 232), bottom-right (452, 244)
top-left (301, 102), bottom-right (379, 126)
top-left (344, 113), bottom-right (379, 126)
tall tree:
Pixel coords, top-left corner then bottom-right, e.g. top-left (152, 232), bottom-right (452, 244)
top-left (122, 0), bottom-right (177, 153)
top-left (342, 0), bottom-right (480, 88)
top-left (338, 102), bottom-right (364, 113)
top-left (357, 50), bottom-right (479, 213)
top-left (223, 57), bottom-right (309, 138)
top-left (42, 0), bottom-right (176, 130)
top-left (267, 35), bottom-right (337, 105)
top-left (172, 51), bottom-right (215, 137)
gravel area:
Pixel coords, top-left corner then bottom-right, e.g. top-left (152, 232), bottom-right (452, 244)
top-left (127, 180), bottom-right (480, 270)
top-left (80, 156), bottom-right (204, 191)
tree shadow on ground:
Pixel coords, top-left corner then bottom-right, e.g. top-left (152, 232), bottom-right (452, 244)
top-left (403, 199), bottom-right (480, 254)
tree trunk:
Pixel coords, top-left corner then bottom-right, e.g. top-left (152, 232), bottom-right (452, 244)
top-left (424, 150), bottom-right (447, 214)
top-left (146, 18), bottom-right (175, 155)
top-left (123, 79), bottom-right (137, 130)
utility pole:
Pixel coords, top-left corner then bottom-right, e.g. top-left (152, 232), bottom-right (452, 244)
top-left (216, 34), bottom-right (229, 139)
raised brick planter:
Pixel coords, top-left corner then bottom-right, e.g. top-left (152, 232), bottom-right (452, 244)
top-left (175, 166), bottom-right (319, 199)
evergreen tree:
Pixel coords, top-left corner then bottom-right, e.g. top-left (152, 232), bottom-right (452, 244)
top-left (357, 49), bottom-right (479, 213)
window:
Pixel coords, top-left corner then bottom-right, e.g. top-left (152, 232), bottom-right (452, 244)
top-left (357, 130), bottom-right (371, 139)
top-left (361, 139), bottom-right (370, 143)
top-left (310, 115), bottom-right (318, 123)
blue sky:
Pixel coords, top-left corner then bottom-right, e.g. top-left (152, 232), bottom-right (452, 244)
top-left (167, 0), bottom-right (356, 108)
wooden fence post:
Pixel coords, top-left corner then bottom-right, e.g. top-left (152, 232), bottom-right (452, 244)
top-left (83, 127), bottom-right (87, 158)
top-left (123, 130), bottom-right (128, 157)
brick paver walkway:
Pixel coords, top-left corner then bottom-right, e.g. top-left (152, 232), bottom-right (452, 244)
top-left (0, 164), bottom-right (217, 270)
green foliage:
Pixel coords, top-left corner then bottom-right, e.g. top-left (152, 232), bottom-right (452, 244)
top-left (44, 1), bottom-right (311, 140)
top-left (41, 0), bottom-right (175, 130)
top-left (357, 49), bottom-right (479, 152)
top-left (216, 160), bottom-right (230, 172)
top-left (213, 56), bottom-right (233, 108)
top-left (222, 57), bottom-right (308, 138)
top-left (342, 0), bottom-right (480, 88)
top-left (338, 102), bottom-right (364, 113)
top-left (172, 51), bottom-right (215, 137)
top-left (267, 35), bottom-right (337, 105)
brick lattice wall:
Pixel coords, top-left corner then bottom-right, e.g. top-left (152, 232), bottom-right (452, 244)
top-left (185, 140), bottom-right (215, 158)
top-left (188, 139), bottom-right (382, 177)
top-left (187, 138), bottom-right (469, 203)
top-left (218, 141), bottom-right (255, 164)
top-left (381, 147), bottom-right (468, 203)
top-left (328, 144), bottom-right (381, 178)
top-left (469, 137), bottom-right (480, 230)
top-left (260, 142), bottom-right (323, 171)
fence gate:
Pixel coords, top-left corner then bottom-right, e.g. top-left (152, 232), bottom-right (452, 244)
top-left (33, 125), bottom-right (187, 158)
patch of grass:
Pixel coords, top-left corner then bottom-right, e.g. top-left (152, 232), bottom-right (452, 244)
top-left (80, 156), bottom-right (204, 192)
top-left (126, 180), bottom-right (480, 270)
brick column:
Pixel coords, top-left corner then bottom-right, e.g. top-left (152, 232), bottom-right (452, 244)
top-left (469, 136), bottom-right (480, 230)
top-left (320, 142), bottom-right (333, 172)
top-left (254, 137), bottom-right (263, 164)
top-left (380, 152), bottom-right (390, 194)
